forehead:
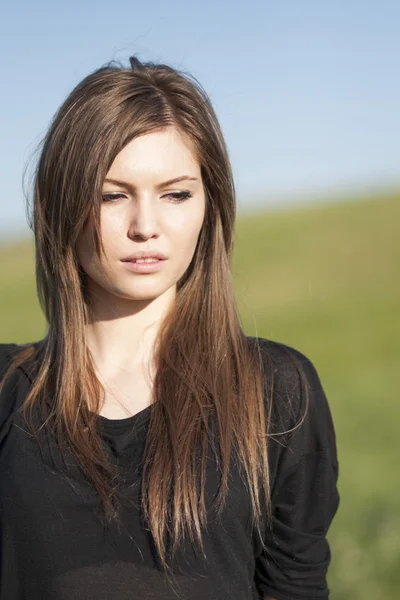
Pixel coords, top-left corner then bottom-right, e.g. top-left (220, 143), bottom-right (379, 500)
top-left (106, 128), bottom-right (200, 182)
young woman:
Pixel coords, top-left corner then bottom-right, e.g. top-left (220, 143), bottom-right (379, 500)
top-left (0, 56), bottom-right (339, 599)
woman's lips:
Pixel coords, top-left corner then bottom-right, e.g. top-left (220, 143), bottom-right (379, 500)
top-left (121, 258), bottom-right (166, 273)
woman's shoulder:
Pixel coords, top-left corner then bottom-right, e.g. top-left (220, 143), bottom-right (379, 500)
top-left (246, 335), bottom-right (335, 453)
top-left (0, 342), bottom-right (21, 355)
top-left (0, 341), bottom-right (42, 437)
top-left (0, 340), bottom-right (42, 381)
top-left (247, 334), bottom-right (313, 360)
top-left (246, 335), bottom-right (323, 392)
top-left (0, 343), bottom-right (22, 375)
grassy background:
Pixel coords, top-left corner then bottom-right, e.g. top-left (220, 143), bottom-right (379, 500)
top-left (1, 191), bottom-right (399, 598)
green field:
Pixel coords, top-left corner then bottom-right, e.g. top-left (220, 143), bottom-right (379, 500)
top-left (1, 191), bottom-right (399, 599)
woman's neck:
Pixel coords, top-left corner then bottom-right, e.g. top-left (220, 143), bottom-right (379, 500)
top-left (84, 283), bottom-right (176, 377)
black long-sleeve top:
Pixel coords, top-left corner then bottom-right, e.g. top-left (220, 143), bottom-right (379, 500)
top-left (0, 337), bottom-right (339, 599)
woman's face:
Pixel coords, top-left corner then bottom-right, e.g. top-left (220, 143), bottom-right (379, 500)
top-left (76, 127), bottom-right (206, 306)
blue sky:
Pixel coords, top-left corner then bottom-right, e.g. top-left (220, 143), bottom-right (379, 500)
top-left (1, 0), bottom-right (399, 239)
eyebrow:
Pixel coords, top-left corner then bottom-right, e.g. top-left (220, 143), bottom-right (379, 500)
top-left (103, 175), bottom-right (199, 190)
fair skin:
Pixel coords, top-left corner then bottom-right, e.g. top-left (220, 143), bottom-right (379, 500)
top-left (75, 127), bottom-right (206, 419)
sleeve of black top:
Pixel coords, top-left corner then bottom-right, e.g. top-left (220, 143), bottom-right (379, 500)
top-left (253, 338), bottom-right (340, 600)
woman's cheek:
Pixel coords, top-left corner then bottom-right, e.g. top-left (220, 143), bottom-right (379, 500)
top-left (167, 204), bottom-right (204, 234)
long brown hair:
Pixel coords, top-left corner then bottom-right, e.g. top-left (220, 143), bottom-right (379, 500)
top-left (0, 56), bottom-right (307, 570)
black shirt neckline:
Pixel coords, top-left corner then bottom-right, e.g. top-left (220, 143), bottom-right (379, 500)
top-left (92, 404), bottom-right (153, 431)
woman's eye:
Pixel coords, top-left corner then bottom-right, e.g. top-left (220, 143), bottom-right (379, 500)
top-left (101, 191), bottom-right (193, 203)
top-left (165, 191), bottom-right (193, 203)
top-left (102, 193), bottom-right (126, 203)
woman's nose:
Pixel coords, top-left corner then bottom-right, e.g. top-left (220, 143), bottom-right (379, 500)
top-left (127, 197), bottom-right (160, 240)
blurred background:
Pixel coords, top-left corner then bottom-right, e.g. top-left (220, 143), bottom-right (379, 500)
top-left (1, 1), bottom-right (399, 598)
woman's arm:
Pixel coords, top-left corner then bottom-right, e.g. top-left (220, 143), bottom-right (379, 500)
top-left (253, 339), bottom-right (339, 600)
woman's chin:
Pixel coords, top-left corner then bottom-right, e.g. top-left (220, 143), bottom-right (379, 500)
top-left (111, 283), bottom-right (176, 304)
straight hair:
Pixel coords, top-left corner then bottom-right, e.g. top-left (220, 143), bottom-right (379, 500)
top-left (0, 56), bottom-right (308, 571)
